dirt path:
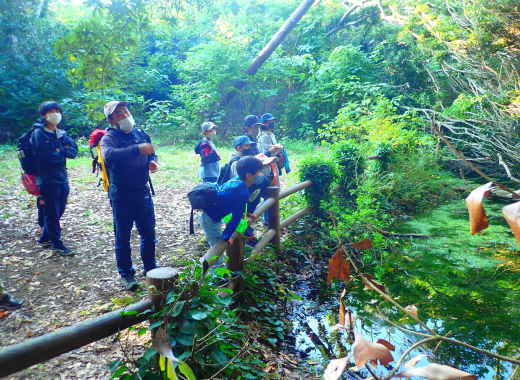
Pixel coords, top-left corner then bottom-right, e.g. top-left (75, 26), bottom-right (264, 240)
top-left (0, 155), bottom-right (205, 379)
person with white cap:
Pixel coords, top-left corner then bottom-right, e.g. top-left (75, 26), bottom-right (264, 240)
top-left (100, 101), bottom-right (159, 291)
top-left (194, 121), bottom-right (220, 183)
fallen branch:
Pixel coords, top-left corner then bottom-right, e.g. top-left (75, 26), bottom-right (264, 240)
top-left (498, 153), bottom-right (520, 184)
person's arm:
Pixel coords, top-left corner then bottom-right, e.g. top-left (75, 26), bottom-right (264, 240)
top-left (101, 134), bottom-right (140, 164)
top-left (221, 199), bottom-right (246, 242)
top-left (30, 129), bottom-right (63, 165)
top-left (62, 135), bottom-right (78, 159)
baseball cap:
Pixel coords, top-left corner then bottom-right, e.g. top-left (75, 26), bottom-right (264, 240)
top-left (104, 101), bottom-right (128, 120)
top-left (201, 121), bottom-right (217, 133)
top-left (260, 113), bottom-right (276, 123)
top-left (234, 135), bottom-right (257, 148)
top-left (244, 115), bottom-right (262, 127)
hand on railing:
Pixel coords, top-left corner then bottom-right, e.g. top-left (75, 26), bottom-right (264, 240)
top-left (247, 213), bottom-right (258, 225)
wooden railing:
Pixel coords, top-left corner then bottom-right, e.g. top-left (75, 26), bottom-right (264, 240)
top-left (200, 181), bottom-right (313, 274)
top-left (0, 181), bottom-right (313, 377)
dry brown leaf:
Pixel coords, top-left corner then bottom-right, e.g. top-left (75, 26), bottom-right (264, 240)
top-left (362, 275), bottom-right (386, 293)
top-left (327, 248), bottom-right (350, 284)
top-left (404, 304), bottom-right (419, 319)
top-left (397, 363), bottom-right (476, 379)
top-left (404, 354), bottom-right (428, 369)
top-left (353, 333), bottom-right (393, 367)
top-left (350, 238), bottom-right (372, 250)
top-left (338, 299), bottom-right (346, 327)
top-left (376, 338), bottom-right (395, 351)
top-left (323, 357), bottom-right (348, 380)
top-left (502, 201), bottom-right (520, 245)
top-left (465, 182), bottom-right (493, 235)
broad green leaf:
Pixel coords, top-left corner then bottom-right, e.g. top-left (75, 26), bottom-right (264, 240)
top-left (178, 360), bottom-right (197, 380)
top-left (190, 310), bottom-right (209, 320)
top-left (171, 301), bottom-right (186, 317)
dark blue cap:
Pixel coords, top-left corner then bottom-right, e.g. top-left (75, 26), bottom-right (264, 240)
top-left (234, 135), bottom-right (257, 148)
top-left (261, 113), bottom-right (276, 123)
top-left (244, 114), bottom-right (262, 127)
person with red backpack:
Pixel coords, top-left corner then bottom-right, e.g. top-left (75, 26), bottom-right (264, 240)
top-left (100, 101), bottom-right (159, 291)
top-left (30, 101), bottom-right (77, 255)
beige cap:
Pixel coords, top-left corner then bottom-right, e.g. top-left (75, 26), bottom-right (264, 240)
top-left (103, 101), bottom-right (128, 120)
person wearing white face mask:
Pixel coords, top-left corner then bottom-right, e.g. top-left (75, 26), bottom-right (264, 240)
top-left (194, 121), bottom-right (220, 183)
top-left (30, 101), bottom-right (78, 255)
top-left (100, 101), bottom-right (159, 291)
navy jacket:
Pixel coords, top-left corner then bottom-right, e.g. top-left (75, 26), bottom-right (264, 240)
top-left (30, 121), bottom-right (78, 185)
top-left (100, 127), bottom-right (157, 193)
top-left (205, 179), bottom-right (250, 241)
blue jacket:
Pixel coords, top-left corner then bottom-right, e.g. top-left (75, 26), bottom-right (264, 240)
top-left (30, 121), bottom-right (78, 185)
top-left (230, 175), bottom-right (270, 214)
top-left (205, 179), bottom-right (250, 241)
top-left (100, 127), bottom-right (156, 193)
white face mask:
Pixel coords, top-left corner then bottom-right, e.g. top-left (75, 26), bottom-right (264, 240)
top-left (45, 113), bottom-right (62, 126)
top-left (117, 115), bottom-right (135, 133)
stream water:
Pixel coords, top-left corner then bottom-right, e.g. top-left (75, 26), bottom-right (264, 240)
top-left (283, 201), bottom-right (518, 379)
top-left (286, 273), bottom-right (512, 379)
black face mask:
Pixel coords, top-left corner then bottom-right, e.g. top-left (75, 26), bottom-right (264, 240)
top-left (243, 148), bottom-right (255, 155)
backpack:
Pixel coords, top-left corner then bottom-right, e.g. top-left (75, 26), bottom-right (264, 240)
top-left (16, 126), bottom-right (38, 175)
top-left (187, 183), bottom-right (219, 234)
top-left (217, 155), bottom-right (241, 185)
top-left (195, 139), bottom-right (220, 164)
top-left (88, 129), bottom-right (109, 192)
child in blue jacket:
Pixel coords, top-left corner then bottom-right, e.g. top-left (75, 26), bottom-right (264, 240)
top-left (200, 156), bottom-right (263, 247)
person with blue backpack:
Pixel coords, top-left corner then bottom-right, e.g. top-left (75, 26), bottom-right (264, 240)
top-left (29, 101), bottom-right (78, 255)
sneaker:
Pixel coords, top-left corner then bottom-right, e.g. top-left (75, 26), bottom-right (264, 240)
top-left (37, 236), bottom-right (51, 246)
top-left (122, 277), bottom-right (139, 292)
top-left (52, 243), bottom-right (73, 256)
top-left (0, 294), bottom-right (23, 311)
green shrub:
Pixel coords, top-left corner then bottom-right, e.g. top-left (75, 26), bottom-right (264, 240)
top-left (299, 154), bottom-right (336, 211)
top-left (332, 139), bottom-right (365, 199)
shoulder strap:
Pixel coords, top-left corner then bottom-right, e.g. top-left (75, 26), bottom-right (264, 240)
top-left (190, 208), bottom-right (195, 235)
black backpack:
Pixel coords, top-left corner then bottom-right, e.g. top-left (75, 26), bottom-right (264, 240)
top-left (187, 183), bottom-right (219, 234)
top-left (17, 127), bottom-right (38, 175)
top-left (217, 155), bottom-right (241, 185)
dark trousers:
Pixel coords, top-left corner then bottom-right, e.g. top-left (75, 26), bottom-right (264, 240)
top-left (110, 190), bottom-right (157, 279)
top-left (37, 196), bottom-right (45, 228)
top-left (39, 183), bottom-right (69, 246)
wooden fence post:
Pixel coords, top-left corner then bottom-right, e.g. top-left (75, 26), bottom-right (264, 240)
top-left (146, 267), bottom-right (179, 310)
top-left (266, 186), bottom-right (281, 253)
top-left (227, 235), bottom-right (244, 272)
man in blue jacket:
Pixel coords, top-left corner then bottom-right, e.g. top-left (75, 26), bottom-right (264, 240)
top-left (101, 101), bottom-right (159, 291)
top-left (200, 156), bottom-right (263, 248)
top-left (30, 101), bottom-right (78, 255)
